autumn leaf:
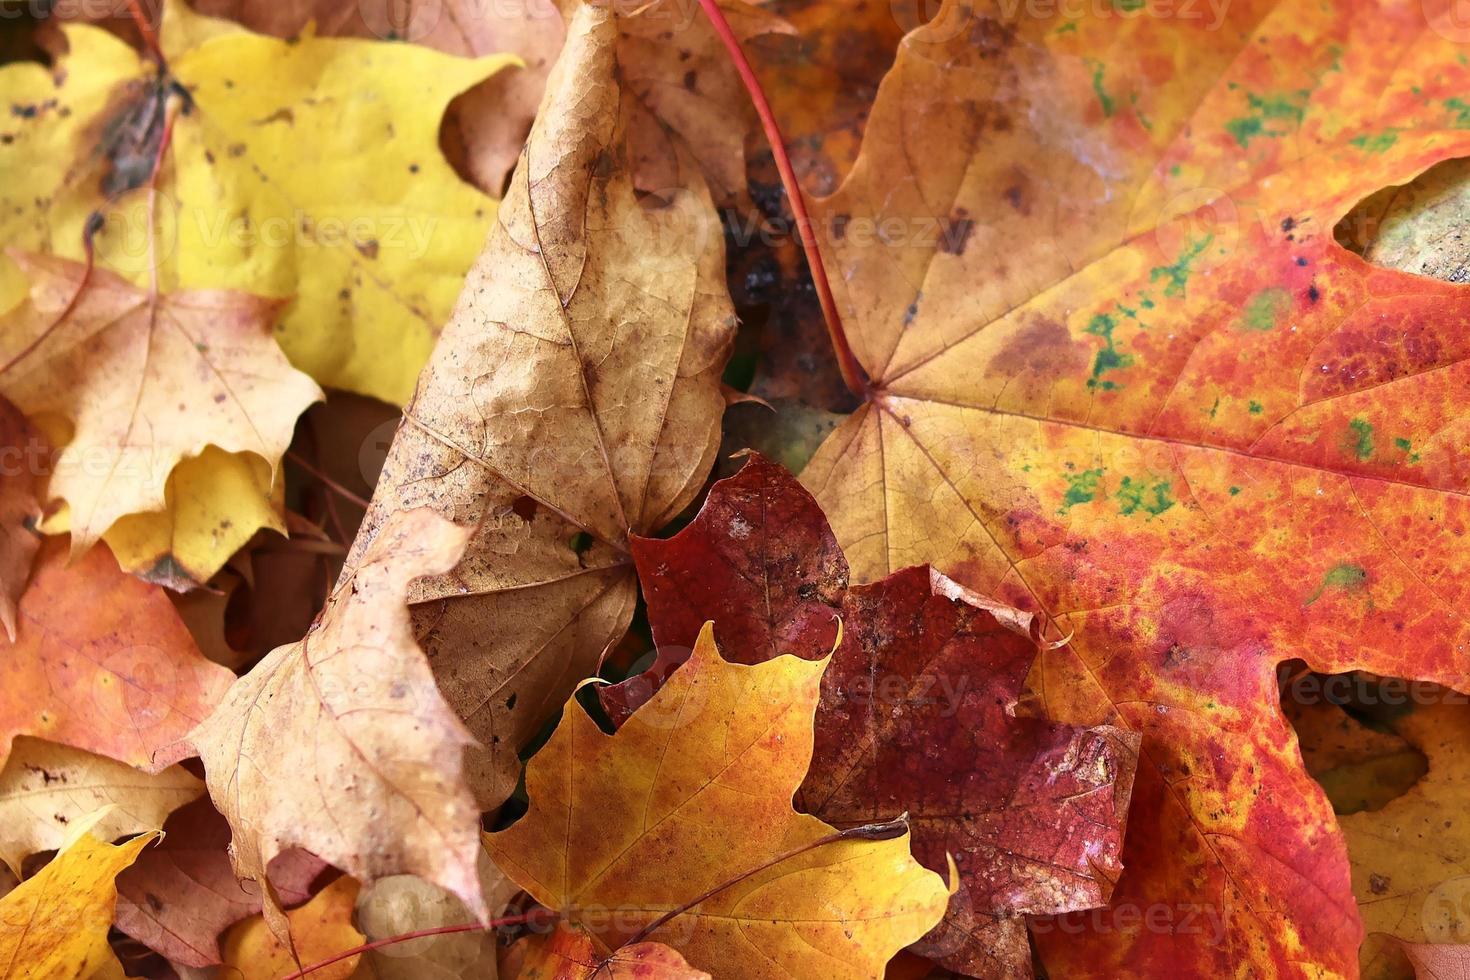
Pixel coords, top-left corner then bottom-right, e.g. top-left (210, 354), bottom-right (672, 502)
top-left (169, 508), bottom-right (487, 930)
top-left (0, 251), bottom-right (321, 564)
top-left (112, 797), bottom-right (325, 968)
top-left (0, 736), bottom-right (200, 875)
top-left (190, 0), bottom-right (566, 198)
top-left (487, 622), bottom-right (949, 978)
top-left (222, 875), bottom-right (365, 980)
top-left (347, 0), bottom-right (734, 810)
top-left (785, 0), bottom-right (1470, 973)
top-left (0, 397), bottom-right (41, 640)
top-left (603, 454), bottom-right (1140, 976)
top-left (1401, 942), bottom-right (1470, 979)
top-left (0, 537), bottom-right (232, 770)
top-left (0, 820), bottom-right (158, 979)
top-left (0, 0), bottom-right (514, 405)
top-left (503, 923), bottom-right (711, 980)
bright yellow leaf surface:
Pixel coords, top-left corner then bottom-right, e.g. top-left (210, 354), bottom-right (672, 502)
top-left (0, 826), bottom-right (158, 979)
top-left (487, 623), bottom-right (948, 979)
top-left (0, 0), bottom-right (513, 405)
top-left (222, 875), bottom-right (364, 980)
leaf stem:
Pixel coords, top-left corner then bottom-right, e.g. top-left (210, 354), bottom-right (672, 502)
top-left (624, 814), bottom-right (911, 946)
top-left (126, 0), bottom-right (164, 62)
top-left (275, 908), bottom-right (557, 980)
top-left (694, 0), bottom-right (868, 398)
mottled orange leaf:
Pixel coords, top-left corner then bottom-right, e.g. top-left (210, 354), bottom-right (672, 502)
top-left (0, 537), bottom-right (232, 770)
top-left (797, 0), bottom-right (1470, 974)
top-left (504, 923), bottom-right (710, 980)
top-left (488, 624), bottom-right (949, 978)
top-left (0, 397), bottom-right (40, 641)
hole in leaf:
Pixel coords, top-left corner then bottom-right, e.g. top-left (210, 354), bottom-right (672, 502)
top-left (1279, 662), bottom-right (1429, 815)
top-left (1335, 156), bottom-right (1470, 283)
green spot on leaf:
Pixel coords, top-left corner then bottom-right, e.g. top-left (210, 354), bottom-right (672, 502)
top-left (1150, 236), bottom-right (1211, 298)
top-left (1239, 286), bottom-right (1291, 331)
top-left (1349, 130), bottom-right (1398, 153)
top-left (1084, 313), bottom-right (1133, 390)
top-left (1116, 476), bottom-right (1176, 518)
top-left (1304, 563), bottom-right (1369, 606)
top-left (1224, 90), bottom-right (1309, 148)
top-left (1228, 486), bottom-right (1241, 496)
top-left (1090, 62), bottom-right (1115, 118)
top-left (1248, 400), bottom-right (1263, 415)
top-left (1343, 418), bottom-right (1373, 461)
top-left (1061, 468), bottom-right (1105, 512)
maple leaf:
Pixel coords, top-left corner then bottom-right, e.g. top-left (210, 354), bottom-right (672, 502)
top-left (347, 0), bottom-right (734, 810)
top-left (487, 623), bottom-right (950, 978)
top-left (112, 797), bottom-right (325, 968)
top-left (0, 397), bottom-right (41, 640)
top-left (780, 0), bottom-right (1470, 973)
top-left (0, 820), bottom-right (159, 979)
top-left (190, 0), bottom-right (566, 198)
top-left (0, 537), bottom-right (232, 770)
top-left (602, 454), bottom-right (1140, 975)
top-left (222, 875), bottom-right (365, 980)
top-left (1402, 943), bottom-right (1470, 978)
top-left (503, 923), bottom-right (711, 980)
top-left (169, 508), bottom-right (487, 931)
top-left (0, 736), bottom-right (200, 875)
top-left (0, 0), bottom-right (514, 406)
top-left (0, 252), bottom-right (321, 561)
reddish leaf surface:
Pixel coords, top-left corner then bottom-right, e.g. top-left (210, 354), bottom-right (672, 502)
top-left (0, 397), bottom-right (41, 642)
top-left (603, 454), bottom-right (1140, 975)
top-left (0, 537), bottom-right (232, 770)
top-left (113, 797), bottom-right (326, 968)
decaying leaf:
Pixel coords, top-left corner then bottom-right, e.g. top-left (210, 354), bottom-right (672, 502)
top-left (347, 0), bottom-right (734, 810)
top-left (170, 508), bottom-right (486, 931)
top-left (113, 797), bottom-right (325, 968)
top-left (791, 0), bottom-right (1470, 972)
top-left (0, 822), bottom-right (158, 979)
top-left (222, 875), bottom-right (364, 980)
top-left (1343, 157), bottom-right (1470, 283)
top-left (0, 252), bottom-right (321, 560)
top-left (0, 0), bottom-right (514, 405)
top-left (604, 454), bottom-right (1139, 975)
top-left (1283, 683), bottom-right (1427, 815)
top-left (0, 537), bottom-right (232, 769)
top-left (502, 923), bottom-right (711, 980)
top-left (0, 396), bottom-right (41, 640)
top-left (0, 736), bottom-right (200, 875)
top-left (488, 623), bottom-right (949, 978)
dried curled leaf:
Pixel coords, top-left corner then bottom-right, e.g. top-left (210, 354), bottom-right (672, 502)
top-left (488, 624), bottom-right (949, 978)
top-left (172, 509), bottom-right (487, 927)
top-left (347, 0), bottom-right (734, 810)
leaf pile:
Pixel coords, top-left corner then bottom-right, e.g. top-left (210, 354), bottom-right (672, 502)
top-left (2, 0), bottom-right (1470, 977)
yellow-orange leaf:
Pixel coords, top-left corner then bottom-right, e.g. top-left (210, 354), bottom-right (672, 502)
top-left (222, 876), bottom-right (365, 980)
top-left (486, 624), bottom-right (948, 978)
top-left (0, 825), bottom-right (158, 979)
top-left (504, 923), bottom-right (710, 980)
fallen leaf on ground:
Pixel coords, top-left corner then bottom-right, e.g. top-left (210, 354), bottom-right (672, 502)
top-left (0, 536), bottom-right (232, 770)
top-left (169, 508), bottom-right (486, 931)
top-left (1342, 157), bottom-right (1470, 283)
top-left (0, 252), bottom-right (320, 561)
top-left (347, 0), bottom-right (734, 810)
top-left (0, 397), bottom-right (41, 639)
top-left (113, 797), bottom-right (325, 968)
top-left (0, 0), bottom-right (514, 404)
top-left (0, 736), bottom-right (200, 875)
top-left (1283, 681), bottom-right (1426, 815)
top-left (222, 875), bottom-right (364, 980)
top-left (794, 0), bottom-right (1470, 973)
top-left (502, 923), bottom-right (710, 980)
top-left (0, 822), bottom-right (158, 979)
top-left (1401, 942), bottom-right (1470, 979)
top-left (488, 622), bottom-right (949, 978)
top-left (604, 454), bottom-right (1139, 975)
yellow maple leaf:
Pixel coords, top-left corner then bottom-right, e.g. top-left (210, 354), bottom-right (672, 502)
top-left (0, 819), bottom-right (159, 979)
top-left (486, 623), bottom-right (949, 978)
top-left (0, 0), bottom-right (513, 405)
